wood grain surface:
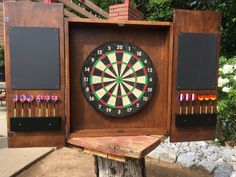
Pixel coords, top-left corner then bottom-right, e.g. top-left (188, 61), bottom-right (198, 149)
top-left (66, 19), bottom-right (172, 136)
top-left (170, 10), bottom-right (221, 142)
top-left (68, 135), bottom-right (165, 159)
top-left (4, 2), bottom-right (66, 147)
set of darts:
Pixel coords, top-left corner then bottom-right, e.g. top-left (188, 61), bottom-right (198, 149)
top-left (179, 93), bottom-right (217, 115)
top-left (12, 94), bottom-right (59, 117)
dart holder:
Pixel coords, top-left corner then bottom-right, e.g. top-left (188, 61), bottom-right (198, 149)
top-left (178, 94), bottom-right (217, 116)
top-left (175, 113), bottom-right (217, 127)
top-left (10, 117), bottom-right (61, 132)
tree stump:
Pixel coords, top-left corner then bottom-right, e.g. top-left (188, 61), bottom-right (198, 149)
top-left (94, 156), bottom-right (146, 177)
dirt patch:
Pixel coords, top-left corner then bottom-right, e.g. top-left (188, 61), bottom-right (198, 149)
top-left (17, 147), bottom-right (213, 177)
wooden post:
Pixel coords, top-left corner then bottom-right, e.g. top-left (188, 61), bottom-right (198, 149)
top-left (94, 156), bottom-right (146, 177)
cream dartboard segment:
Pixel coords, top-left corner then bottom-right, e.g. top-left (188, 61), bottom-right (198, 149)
top-left (81, 41), bottom-right (157, 117)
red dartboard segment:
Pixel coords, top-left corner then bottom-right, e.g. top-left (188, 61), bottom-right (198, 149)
top-left (142, 84), bottom-right (147, 92)
top-left (99, 99), bottom-right (107, 105)
top-left (127, 63), bottom-right (132, 68)
top-left (90, 84), bottom-right (95, 93)
top-left (81, 41), bottom-right (157, 118)
top-left (132, 54), bottom-right (140, 61)
top-left (91, 67), bottom-right (95, 75)
top-left (99, 54), bottom-right (107, 60)
top-left (106, 63), bottom-right (112, 68)
top-left (116, 50), bottom-right (124, 53)
top-left (143, 67), bottom-right (147, 75)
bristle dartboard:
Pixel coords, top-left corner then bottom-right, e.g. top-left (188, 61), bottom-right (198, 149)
top-left (81, 41), bottom-right (156, 117)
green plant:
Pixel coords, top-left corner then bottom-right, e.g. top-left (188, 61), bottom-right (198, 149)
top-left (217, 56), bottom-right (236, 146)
top-left (144, 0), bottom-right (236, 57)
top-left (89, 0), bottom-right (236, 57)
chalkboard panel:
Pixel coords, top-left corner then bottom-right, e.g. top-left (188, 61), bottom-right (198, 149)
top-left (9, 27), bottom-right (60, 90)
top-left (177, 33), bottom-right (218, 90)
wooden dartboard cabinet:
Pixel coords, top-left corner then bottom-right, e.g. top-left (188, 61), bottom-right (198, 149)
top-left (3, 2), bottom-right (221, 147)
top-left (66, 19), bottom-right (173, 138)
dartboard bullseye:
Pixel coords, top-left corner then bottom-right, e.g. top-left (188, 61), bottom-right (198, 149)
top-left (81, 41), bottom-right (156, 117)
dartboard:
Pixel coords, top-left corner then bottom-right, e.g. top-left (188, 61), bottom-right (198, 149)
top-left (81, 41), bottom-right (156, 117)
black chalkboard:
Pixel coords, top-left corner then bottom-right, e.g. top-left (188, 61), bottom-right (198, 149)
top-left (177, 33), bottom-right (218, 90)
top-left (9, 27), bottom-right (60, 90)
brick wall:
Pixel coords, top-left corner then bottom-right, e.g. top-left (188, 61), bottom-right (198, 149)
top-left (109, 3), bottom-right (144, 20)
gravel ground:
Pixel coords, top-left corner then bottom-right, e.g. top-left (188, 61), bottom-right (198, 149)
top-left (17, 147), bottom-right (213, 177)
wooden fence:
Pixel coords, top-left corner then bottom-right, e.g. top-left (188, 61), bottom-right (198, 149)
top-left (0, 0), bottom-right (109, 45)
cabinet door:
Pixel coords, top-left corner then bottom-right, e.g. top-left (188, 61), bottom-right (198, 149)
top-left (170, 10), bottom-right (221, 142)
top-left (4, 2), bottom-right (65, 147)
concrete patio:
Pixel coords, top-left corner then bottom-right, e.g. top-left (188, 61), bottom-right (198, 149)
top-left (0, 100), bottom-right (55, 177)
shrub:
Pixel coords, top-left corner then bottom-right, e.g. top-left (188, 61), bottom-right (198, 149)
top-left (217, 56), bottom-right (236, 146)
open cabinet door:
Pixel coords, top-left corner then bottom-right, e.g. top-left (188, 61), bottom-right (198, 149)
top-left (4, 2), bottom-right (66, 147)
top-left (170, 10), bottom-right (221, 142)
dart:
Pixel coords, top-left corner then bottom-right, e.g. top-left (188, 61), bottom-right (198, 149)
top-left (178, 94), bottom-right (185, 115)
top-left (51, 94), bottom-right (58, 117)
top-left (210, 95), bottom-right (217, 114)
top-left (19, 94), bottom-right (26, 117)
top-left (191, 93), bottom-right (196, 114)
top-left (26, 95), bottom-right (34, 117)
top-left (198, 95), bottom-right (204, 114)
top-left (44, 94), bottom-right (50, 117)
top-left (36, 95), bottom-right (43, 117)
top-left (204, 96), bottom-right (210, 114)
top-left (185, 93), bottom-right (191, 115)
top-left (12, 94), bottom-right (18, 117)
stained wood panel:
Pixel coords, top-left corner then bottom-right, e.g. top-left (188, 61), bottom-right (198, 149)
top-left (66, 19), bottom-right (172, 137)
top-left (68, 135), bottom-right (165, 159)
top-left (170, 10), bottom-right (221, 142)
top-left (0, 4), bottom-right (3, 46)
top-left (3, 3), bottom-right (222, 146)
top-left (4, 2), bottom-right (65, 147)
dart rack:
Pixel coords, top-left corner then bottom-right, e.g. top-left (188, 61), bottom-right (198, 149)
top-left (3, 2), bottom-right (221, 147)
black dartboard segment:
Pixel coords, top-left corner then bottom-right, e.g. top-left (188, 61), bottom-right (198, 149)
top-left (81, 41), bottom-right (157, 117)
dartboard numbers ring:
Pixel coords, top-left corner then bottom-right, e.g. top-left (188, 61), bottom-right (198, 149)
top-left (81, 41), bottom-right (157, 117)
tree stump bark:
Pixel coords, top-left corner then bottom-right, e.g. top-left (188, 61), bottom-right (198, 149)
top-left (94, 156), bottom-right (146, 177)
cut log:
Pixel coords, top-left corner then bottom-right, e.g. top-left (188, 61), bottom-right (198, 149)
top-left (68, 135), bottom-right (165, 159)
top-left (94, 156), bottom-right (146, 177)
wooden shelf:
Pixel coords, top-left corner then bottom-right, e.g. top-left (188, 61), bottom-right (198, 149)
top-left (70, 128), bottom-right (168, 137)
top-left (68, 135), bottom-right (166, 161)
top-left (67, 18), bottom-right (171, 28)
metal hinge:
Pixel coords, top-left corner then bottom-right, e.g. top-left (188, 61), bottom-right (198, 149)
top-left (8, 131), bottom-right (14, 137)
top-left (3, 16), bottom-right (10, 23)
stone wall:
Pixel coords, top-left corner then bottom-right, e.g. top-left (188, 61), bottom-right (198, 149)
top-left (148, 137), bottom-right (236, 177)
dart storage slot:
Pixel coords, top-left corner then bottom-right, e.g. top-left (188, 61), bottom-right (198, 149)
top-left (175, 114), bottom-right (217, 127)
top-left (66, 19), bottom-right (173, 137)
top-left (10, 117), bottom-right (61, 132)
